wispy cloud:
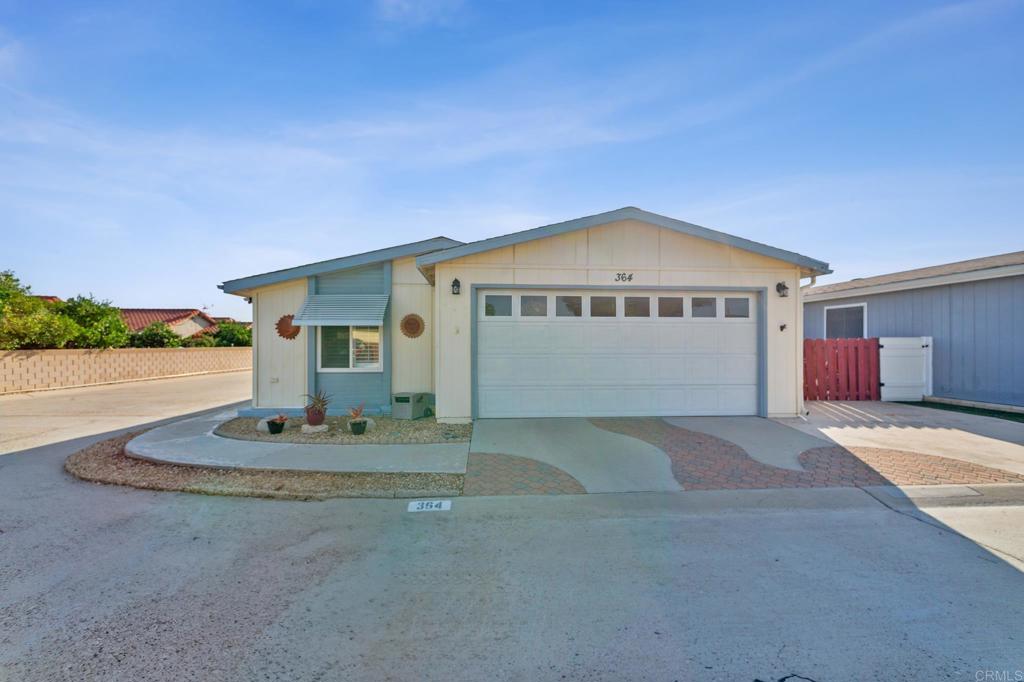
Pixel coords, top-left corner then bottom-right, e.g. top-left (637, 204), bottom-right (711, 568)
top-left (374, 0), bottom-right (466, 27)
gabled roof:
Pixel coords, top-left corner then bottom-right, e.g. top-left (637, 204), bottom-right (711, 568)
top-left (805, 250), bottom-right (1024, 301)
top-left (415, 207), bottom-right (831, 277)
top-left (220, 236), bottom-right (463, 295)
top-left (121, 308), bottom-right (218, 333)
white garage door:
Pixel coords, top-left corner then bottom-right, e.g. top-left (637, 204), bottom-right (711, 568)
top-left (476, 289), bottom-right (759, 418)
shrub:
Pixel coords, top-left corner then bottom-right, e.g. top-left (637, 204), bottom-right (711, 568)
top-left (0, 294), bottom-right (81, 350)
top-left (56, 295), bottom-right (130, 349)
top-left (181, 332), bottom-right (216, 347)
top-left (214, 321), bottom-right (252, 347)
top-left (130, 322), bottom-right (182, 348)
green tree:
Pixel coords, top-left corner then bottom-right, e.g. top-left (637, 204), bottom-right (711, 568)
top-left (214, 321), bottom-right (252, 347)
top-left (0, 270), bottom-right (29, 307)
top-left (130, 322), bottom-right (182, 348)
top-left (56, 295), bottom-right (131, 349)
top-left (0, 295), bottom-right (81, 350)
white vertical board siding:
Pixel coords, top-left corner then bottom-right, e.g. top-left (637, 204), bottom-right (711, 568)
top-left (433, 219), bottom-right (802, 422)
top-left (391, 257), bottom-right (434, 393)
top-left (477, 289), bottom-right (758, 417)
top-left (253, 279), bottom-right (307, 408)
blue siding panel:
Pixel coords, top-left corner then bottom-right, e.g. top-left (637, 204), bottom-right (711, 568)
top-left (310, 262), bottom-right (391, 414)
top-left (804, 274), bottom-right (1024, 407)
top-left (316, 264), bottom-right (386, 294)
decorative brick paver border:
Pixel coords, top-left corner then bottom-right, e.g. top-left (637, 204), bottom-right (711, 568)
top-left (591, 418), bottom-right (1024, 490)
top-left (463, 453), bottom-right (587, 496)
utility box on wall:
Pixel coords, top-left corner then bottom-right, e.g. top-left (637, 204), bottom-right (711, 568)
top-left (392, 392), bottom-right (434, 419)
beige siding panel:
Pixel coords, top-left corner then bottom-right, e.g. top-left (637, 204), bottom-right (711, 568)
top-left (514, 230), bottom-right (587, 266)
top-left (253, 279), bottom-right (307, 408)
top-left (588, 220), bottom-right (662, 267)
top-left (458, 245), bottom-right (515, 265)
top-left (392, 256), bottom-right (428, 285)
top-left (434, 222), bottom-right (807, 421)
top-left (391, 280), bottom-right (434, 394)
top-left (658, 229), bottom-right (732, 269)
top-left (514, 268), bottom-right (590, 285)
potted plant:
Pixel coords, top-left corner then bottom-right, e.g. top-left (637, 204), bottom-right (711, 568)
top-left (267, 414), bottom-right (288, 435)
top-left (303, 390), bottom-right (332, 426)
top-left (348, 402), bottom-right (368, 435)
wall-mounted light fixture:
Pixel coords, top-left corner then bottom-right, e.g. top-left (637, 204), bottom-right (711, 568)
top-left (775, 281), bottom-right (790, 297)
top-left (451, 278), bottom-right (461, 295)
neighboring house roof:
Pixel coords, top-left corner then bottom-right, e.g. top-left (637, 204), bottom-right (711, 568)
top-left (120, 308), bottom-right (218, 333)
top-left (219, 236), bottom-right (463, 295)
top-left (32, 295), bottom-right (61, 303)
top-left (415, 207), bottom-right (832, 278)
top-left (805, 250), bottom-right (1024, 301)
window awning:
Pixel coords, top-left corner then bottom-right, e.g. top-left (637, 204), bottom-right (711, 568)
top-left (292, 294), bottom-right (389, 326)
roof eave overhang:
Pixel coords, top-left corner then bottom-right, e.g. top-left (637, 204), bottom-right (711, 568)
top-left (415, 207), bottom-right (831, 276)
top-left (220, 236), bottom-right (462, 295)
top-left (805, 263), bottom-right (1024, 302)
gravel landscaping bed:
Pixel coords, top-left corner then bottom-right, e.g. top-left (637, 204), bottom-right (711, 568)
top-left (65, 431), bottom-right (464, 500)
top-left (214, 415), bottom-right (472, 444)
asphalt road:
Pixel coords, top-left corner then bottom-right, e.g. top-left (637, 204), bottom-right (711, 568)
top-left (0, 372), bottom-right (252, 454)
top-left (2, 426), bottom-right (1024, 681)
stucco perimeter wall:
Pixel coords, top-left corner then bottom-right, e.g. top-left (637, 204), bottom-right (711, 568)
top-left (0, 347), bottom-right (251, 394)
top-left (433, 219), bottom-right (805, 422)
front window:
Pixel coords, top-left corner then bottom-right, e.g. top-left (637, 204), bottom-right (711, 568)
top-left (319, 326), bottom-right (382, 371)
top-left (825, 305), bottom-right (865, 339)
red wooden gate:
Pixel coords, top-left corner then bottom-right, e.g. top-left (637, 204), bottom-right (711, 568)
top-left (803, 338), bottom-right (880, 401)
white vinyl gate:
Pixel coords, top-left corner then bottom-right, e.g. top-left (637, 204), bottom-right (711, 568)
top-left (880, 336), bottom-right (933, 401)
top-left (476, 289), bottom-right (759, 418)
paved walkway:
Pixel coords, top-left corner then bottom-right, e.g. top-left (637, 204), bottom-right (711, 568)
top-left (127, 409), bottom-right (469, 474)
top-left (0, 371), bottom-right (252, 455)
top-left (665, 415), bottom-right (825, 471)
top-left (463, 453), bottom-right (586, 496)
top-left (778, 401), bottom-right (1024, 476)
top-left (593, 418), bottom-right (1024, 490)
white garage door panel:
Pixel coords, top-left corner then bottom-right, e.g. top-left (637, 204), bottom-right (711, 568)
top-left (477, 289), bottom-right (759, 417)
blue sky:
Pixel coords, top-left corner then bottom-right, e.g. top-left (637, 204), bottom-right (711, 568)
top-left (2, 0), bottom-right (1022, 319)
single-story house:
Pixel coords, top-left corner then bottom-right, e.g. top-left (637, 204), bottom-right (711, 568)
top-left (121, 308), bottom-right (219, 338)
top-left (220, 207), bottom-right (831, 422)
top-left (803, 251), bottom-right (1024, 409)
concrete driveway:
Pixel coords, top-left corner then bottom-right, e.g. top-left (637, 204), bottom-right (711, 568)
top-left (470, 418), bottom-right (681, 493)
top-left (0, 372), bottom-right (252, 455)
top-left (777, 401), bottom-right (1024, 476)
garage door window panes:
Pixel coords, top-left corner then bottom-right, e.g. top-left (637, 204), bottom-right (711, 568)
top-left (590, 296), bottom-right (616, 317)
top-left (658, 297), bottom-right (684, 317)
top-left (624, 297), bottom-right (650, 317)
top-left (724, 298), bottom-right (749, 318)
top-left (692, 297), bottom-right (717, 318)
top-left (555, 295), bottom-right (582, 317)
top-left (521, 295), bottom-right (547, 317)
top-left (485, 295), bottom-right (512, 316)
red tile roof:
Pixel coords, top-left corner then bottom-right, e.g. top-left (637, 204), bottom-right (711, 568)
top-left (120, 308), bottom-right (218, 333)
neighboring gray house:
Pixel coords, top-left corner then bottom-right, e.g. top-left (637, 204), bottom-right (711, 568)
top-left (803, 251), bottom-right (1024, 409)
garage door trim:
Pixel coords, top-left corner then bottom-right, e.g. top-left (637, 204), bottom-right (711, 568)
top-left (470, 284), bottom-right (768, 418)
